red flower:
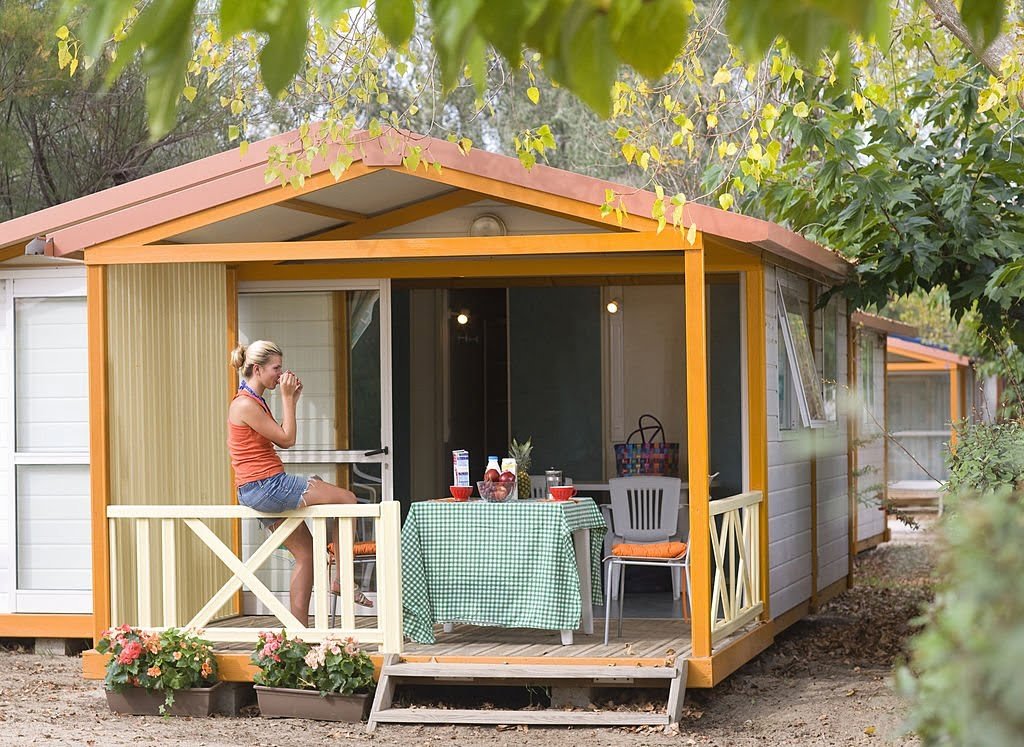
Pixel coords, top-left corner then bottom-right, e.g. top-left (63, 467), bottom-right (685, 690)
top-left (117, 641), bottom-right (143, 665)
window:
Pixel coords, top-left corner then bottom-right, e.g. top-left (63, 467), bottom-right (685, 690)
top-left (777, 281), bottom-right (828, 428)
top-left (860, 334), bottom-right (875, 425)
top-left (821, 296), bottom-right (838, 422)
top-left (778, 318), bottom-right (795, 430)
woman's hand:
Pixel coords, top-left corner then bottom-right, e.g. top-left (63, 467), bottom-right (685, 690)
top-left (279, 371), bottom-right (300, 400)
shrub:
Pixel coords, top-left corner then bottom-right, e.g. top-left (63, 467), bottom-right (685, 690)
top-left (945, 419), bottom-right (1024, 498)
top-left (897, 486), bottom-right (1024, 745)
top-left (96, 626), bottom-right (218, 713)
top-left (251, 631), bottom-right (374, 696)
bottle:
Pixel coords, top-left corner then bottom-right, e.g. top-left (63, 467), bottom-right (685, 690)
top-left (484, 456), bottom-right (501, 481)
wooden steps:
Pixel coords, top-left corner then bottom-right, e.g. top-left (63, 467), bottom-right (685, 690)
top-left (367, 654), bottom-right (688, 731)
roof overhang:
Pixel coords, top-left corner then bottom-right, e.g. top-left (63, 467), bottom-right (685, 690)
top-left (0, 127), bottom-right (852, 281)
top-left (887, 336), bottom-right (970, 367)
top-left (851, 311), bottom-right (917, 338)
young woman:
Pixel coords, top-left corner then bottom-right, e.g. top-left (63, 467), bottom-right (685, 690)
top-left (228, 340), bottom-right (372, 621)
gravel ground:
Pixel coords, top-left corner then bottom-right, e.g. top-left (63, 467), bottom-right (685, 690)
top-left (0, 520), bottom-right (934, 746)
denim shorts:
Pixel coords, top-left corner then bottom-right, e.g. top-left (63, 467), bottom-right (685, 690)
top-left (238, 472), bottom-right (313, 529)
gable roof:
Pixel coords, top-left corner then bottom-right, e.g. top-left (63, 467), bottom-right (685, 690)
top-left (0, 128), bottom-right (851, 278)
top-left (887, 336), bottom-right (970, 367)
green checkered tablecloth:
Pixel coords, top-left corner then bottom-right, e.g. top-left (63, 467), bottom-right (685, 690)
top-left (401, 498), bottom-right (606, 644)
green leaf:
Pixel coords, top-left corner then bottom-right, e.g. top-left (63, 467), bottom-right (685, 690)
top-left (560, 5), bottom-right (616, 118)
top-left (77, 0), bottom-right (140, 58)
top-left (259, 0), bottom-right (309, 96)
top-left (376, 0), bottom-right (415, 46)
top-left (960, 0), bottom-right (1006, 48)
top-left (312, 0), bottom-right (364, 23)
top-left (526, 86), bottom-right (540, 104)
top-left (476, 0), bottom-right (547, 63)
top-left (610, 0), bottom-right (690, 79)
top-left (103, 0), bottom-right (196, 138)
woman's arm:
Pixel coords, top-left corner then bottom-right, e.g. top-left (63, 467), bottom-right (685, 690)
top-left (236, 372), bottom-right (301, 448)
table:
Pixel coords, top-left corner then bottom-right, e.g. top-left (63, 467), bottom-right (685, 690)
top-left (401, 498), bottom-right (606, 645)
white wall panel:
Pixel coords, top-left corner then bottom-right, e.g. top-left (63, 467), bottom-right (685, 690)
top-left (768, 267), bottom-right (851, 615)
top-left (0, 279), bottom-right (9, 611)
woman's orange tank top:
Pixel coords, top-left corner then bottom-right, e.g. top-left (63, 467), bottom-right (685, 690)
top-left (227, 391), bottom-right (284, 488)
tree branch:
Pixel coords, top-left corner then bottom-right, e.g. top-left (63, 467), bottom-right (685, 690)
top-left (924, 0), bottom-right (1021, 105)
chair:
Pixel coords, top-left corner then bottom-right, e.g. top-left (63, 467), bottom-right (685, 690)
top-left (602, 476), bottom-right (690, 644)
top-left (328, 541), bottom-right (377, 627)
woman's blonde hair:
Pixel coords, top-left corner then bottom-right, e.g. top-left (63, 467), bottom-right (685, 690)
top-left (230, 340), bottom-right (283, 378)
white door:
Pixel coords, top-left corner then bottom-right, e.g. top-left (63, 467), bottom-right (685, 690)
top-left (1, 272), bottom-right (91, 614)
top-left (237, 280), bottom-right (393, 613)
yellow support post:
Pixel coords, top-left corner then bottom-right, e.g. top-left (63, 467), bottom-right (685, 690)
top-left (87, 265), bottom-right (111, 642)
top-left (685, 248), bottom-right (712, 658)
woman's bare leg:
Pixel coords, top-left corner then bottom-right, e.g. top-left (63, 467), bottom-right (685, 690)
top-left (275, 520), bottom-right (314, 623)
top-left (300, 478), bottom-right (372, 605)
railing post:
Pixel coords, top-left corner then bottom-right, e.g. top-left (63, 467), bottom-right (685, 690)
top-left (136, 519), bottom-right (152, 628)
top-left (161, 519), bottom-right (177, 627)
top-left (312, 517), bottom-right (329, 630)
top-left (377, 501), bottom-right (404, 654)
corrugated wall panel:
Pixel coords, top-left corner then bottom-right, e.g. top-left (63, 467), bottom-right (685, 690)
top-left (107, 264), bottom-right (231, 625)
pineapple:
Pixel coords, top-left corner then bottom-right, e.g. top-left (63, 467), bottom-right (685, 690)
top-left (509, 437), bottom-right (533, 500)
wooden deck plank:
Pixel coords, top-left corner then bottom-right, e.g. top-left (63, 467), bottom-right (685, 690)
top-left (370, 708), bottom-right (670, 726)
top-left (207, 614), bottom-right (692, 662)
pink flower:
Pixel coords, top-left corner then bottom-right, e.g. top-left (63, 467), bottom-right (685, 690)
top-left (146, 666), bottom-right (161, 677)
top-left (173, 651), bottom-right (182, 661)
top-left (200, 660), bottom-right (212, 678)
top-left (344, 641), bottom-right (359, 656)
top-left (117, 641), bottom-right (143, 665)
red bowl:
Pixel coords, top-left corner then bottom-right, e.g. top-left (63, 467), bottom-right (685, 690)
top-left (549, 485), bottom-right (577, 501)
top-left (449, 485), bottom-right (473, 501)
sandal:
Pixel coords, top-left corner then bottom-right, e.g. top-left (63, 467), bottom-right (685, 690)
top-left (330, 580), bottom-right (375, 609)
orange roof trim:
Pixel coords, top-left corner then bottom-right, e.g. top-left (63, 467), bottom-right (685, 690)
top-left (887, 336), bottom-right (970, 367)
top-left (0, 126), bottom-right (851, 279)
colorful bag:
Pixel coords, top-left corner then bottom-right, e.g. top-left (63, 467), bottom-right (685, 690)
top-left (613, 414), bottom-right (681, 477)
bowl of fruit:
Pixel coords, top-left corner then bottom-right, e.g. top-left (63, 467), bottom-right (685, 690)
top-left (477, 469), bottom-right (518, 502)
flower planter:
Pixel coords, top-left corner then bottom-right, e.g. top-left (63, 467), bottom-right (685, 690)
top-left (105, 681), bottom-right (222, 717)
top-left (254, 686), bottom-right (369, 722)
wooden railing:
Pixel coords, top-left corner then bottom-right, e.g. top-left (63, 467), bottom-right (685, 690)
top-left (105, 502), bottom-right (403, 652)
top-left (708, 490), bottom-right (764, 645)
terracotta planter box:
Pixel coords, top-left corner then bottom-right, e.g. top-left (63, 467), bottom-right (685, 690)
top-left (254, 686), bottom-right (369, 722)
top-left (105, 681), bottom-right (222, 717)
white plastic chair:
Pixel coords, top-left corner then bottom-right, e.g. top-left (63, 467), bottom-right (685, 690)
top-left (603, 476), bottom-right (690, 643)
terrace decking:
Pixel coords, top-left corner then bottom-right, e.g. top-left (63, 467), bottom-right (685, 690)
top-left (209, 614), bottom-right (692, 662)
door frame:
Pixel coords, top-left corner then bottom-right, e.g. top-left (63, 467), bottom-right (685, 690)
top-left (237, 279), bottom-right (395, 501)
top-left (1, 268), bottom-right (91, 614)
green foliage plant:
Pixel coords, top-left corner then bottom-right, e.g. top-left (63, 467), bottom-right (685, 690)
top-left (250, 630), bottom-right (374, 696)
top-left (944, 419), bottom-right (1024, 499)
top-left (96, 625), bottom-right (218, 714)
top-left (896, 485), bottom-right (1024, 745)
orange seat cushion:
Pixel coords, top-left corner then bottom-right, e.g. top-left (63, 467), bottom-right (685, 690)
top-left (353, 541), bottom-right (377, 556)
top-left (327, 541), bottom-right (377, 557)
top-left (612, 541), bottom-right (687, 559)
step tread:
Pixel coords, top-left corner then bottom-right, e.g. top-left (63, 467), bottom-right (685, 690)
top-left (383, 662), bottom-right (677, 680)
top-left (370, 707), bottom-right (670, 726)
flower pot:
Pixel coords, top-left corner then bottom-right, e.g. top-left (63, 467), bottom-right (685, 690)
top-left (105, 681), bottom-right (222, 717)
top-left (254, 685), bottom-right (369, 722)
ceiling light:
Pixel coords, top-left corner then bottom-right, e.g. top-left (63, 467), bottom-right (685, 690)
top-left (469, 214), bottom-right (507, 237)
top-left (606, 299), bottom-right (621, 314)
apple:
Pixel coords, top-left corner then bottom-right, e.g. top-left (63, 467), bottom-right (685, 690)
top-left (498, 470), bottom-right (516, 484)
top-left (484, 468), bottom-right (500, 482)
top-left (492, 484), bottom-right (508, 499)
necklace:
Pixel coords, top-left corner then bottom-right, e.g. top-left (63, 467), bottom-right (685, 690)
top-left (238, 380), bottom-right (270, 412)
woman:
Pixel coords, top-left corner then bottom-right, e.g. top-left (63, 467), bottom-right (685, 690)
top-left (228, 340), bottom-right (372, 621)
